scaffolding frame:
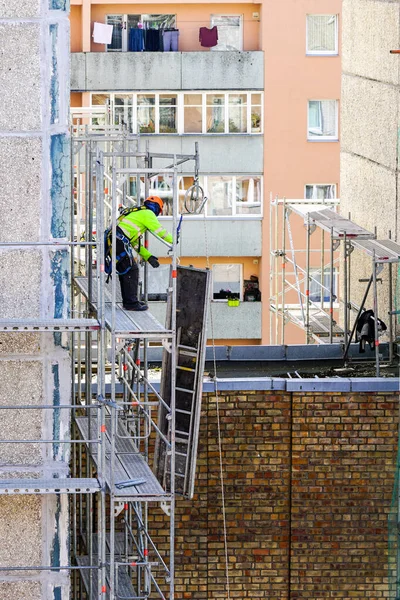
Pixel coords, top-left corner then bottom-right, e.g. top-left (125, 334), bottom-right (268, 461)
top-left (270, 197), bottom-right (400, 374)
top-left (0, 111), bottom-right (204, 599)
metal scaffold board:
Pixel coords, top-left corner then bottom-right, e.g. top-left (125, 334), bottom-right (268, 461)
top-left (289, 205), bottom-right (374, 239)
top-left (0, 478), bottom-right (100, 495)
top-left (0, 318), bottom-right (100, 332)
top-left (351, 239), bottom-right (400, 263)
top-left (76, 556), bottom-right (136, 600)
top-left (75, 277), bottom-right (172, 339)
top-left (75, 416), bottom-right (169, 500)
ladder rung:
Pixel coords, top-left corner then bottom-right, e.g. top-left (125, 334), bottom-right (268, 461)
top-left (176, 366), bottom-right (196, 373)
top-left (176, 408), bottom-right (191, 415)
top-left (178, 349), bottom-right (198, 358)
top-left (176, 386), bottom-right (195, 395)
top-left (176, 429), bottom-right (190, 437)
top-left (177, 344), bottom-right (199, 352)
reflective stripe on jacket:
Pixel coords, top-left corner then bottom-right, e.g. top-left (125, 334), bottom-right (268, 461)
top-left (117, 208), bottom-right (173, 262)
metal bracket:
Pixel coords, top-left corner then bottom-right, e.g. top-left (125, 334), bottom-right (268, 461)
top-left (376, 264), bottom-right (384, 276)
top-left (114, 502), bottom-right (125, 517)
top-left (161, 501), bottom-right (171, 517)
top-left (332, 240), bottom-right (340, 251)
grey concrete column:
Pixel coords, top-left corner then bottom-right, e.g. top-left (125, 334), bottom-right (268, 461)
top-left (0, 0), bottom-right (71, 598)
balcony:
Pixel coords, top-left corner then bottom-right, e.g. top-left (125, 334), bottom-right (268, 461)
top-left (70, 51), bottom-right (264, 92)
top-left (149, 300), bottom-right (262, 340)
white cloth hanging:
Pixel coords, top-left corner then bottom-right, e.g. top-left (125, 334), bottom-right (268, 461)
top-left (93, 22), bottom-right (113, 45)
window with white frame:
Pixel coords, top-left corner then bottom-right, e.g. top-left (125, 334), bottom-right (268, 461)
top-left (210, 15), bottom-right (243, 51)
top-left (106, 14), bottom-right (176, 52)
top-left (309, 267), bottom-right (337, 303)
top-left (91, 92), bottom-right (263, 135)
top-left (308, 100), bottom-right (338, 140)
top-left (305, 184), bottom-right (336, 200)
top-left (306, 15), bottom-right (338, 55)
top-left (147, 263), bottom-right (170, 300)
top-left (212, 264), bottom-right (242, 300)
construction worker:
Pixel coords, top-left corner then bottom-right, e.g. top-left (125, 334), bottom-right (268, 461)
top-left (106, 196), bottom-right (172, 311)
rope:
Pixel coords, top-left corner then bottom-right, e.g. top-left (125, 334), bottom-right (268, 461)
top-left (203, 213), bottom-right (231, 600)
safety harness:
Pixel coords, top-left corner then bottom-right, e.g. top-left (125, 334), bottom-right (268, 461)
top-left (104, 206), bottom-right (147, 281)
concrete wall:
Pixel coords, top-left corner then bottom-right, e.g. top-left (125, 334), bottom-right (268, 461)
top-left (0, 0), bottom-right (71, 598)
top-left (71, 51), bottom-right (264, 92)
top-left (341, 0), bottom-right (400, 315)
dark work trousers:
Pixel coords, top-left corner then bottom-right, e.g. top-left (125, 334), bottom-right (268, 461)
top-left (116, 237), bottom-right (139, 308)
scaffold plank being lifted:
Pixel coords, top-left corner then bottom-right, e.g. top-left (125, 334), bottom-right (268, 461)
top-left (75, 416), bottom-right (169, 500)
top-left (75, 277), bottom-right (172, 339)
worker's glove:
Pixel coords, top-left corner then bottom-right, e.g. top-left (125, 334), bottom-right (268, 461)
top-left (148, 255), bottom-right (160, 269)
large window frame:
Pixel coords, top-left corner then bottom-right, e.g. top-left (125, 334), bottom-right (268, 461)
top-left (305, 183), bottom-right (337, 200)
top-left (105, 13), bottom-right (177, 52)
top-left (90, 91), bottom-right (263, 135)
top-left (210, 15), bottom-right (243, 52)
top-left (307, 100), bottom-right (339, 141)
top-left (306, 14), bottom-right (339, 56)
top-left (212, 263), bottom-right (243, 301)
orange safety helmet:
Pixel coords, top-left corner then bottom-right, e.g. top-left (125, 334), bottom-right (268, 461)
top-left (145, 195), bottom-right (164, 212)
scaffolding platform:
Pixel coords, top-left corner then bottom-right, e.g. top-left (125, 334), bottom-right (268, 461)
top-left (0, 318), bottom-right (100, 332)
top-left (0, 478), bottom-right (100, 495)
top-left (76, 556), bottom-right (136, 600)
top-left (351, 239), bottom-right (400, 262)
top-left (75, 277), bottom-right (172, 339)
top-left (75, 416), bottom-right (169, 500)
top-left (290, 205), bottom-right (374, 239)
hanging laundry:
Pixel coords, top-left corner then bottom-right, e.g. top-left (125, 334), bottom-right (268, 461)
top-left (162, 30), bottom-right (179, 52)
top-left (355, 309), bottom-right (387, 353)
top-left (144, 29), bottom-right (163, 52)
top-left (199, 26), bottom-right (218, 48)
top-left (92, 22), bottom-right (113, 45)
top-left (129, 28), bottom-right (144, 52)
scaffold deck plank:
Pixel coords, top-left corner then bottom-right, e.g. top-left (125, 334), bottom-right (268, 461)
top-left (0, 318), bottom-right (99, 332)
top-left (0, 478), bottom-right (100, 494)
top-left (75, 416), bottom-right (168, 500)
top-left (289, 205), bottom-right (374, 239)
top-left (76, 555), bottom-right (136, 600)
top-left (74, 277), bottom-right (172, 339)
top-left (351, 239), bottom-right (400, 263)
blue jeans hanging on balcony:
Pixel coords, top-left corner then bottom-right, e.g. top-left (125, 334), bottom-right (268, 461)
top-left (129, 28), bottom-right (144, 51)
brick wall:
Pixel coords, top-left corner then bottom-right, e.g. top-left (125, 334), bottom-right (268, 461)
top-left (150, 390), bottom-right (398, 599)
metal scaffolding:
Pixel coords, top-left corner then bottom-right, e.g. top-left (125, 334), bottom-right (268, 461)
top-left (270, 197), bottom-right (400, 374)
top-left (0, 112), bottom-right (210, 599)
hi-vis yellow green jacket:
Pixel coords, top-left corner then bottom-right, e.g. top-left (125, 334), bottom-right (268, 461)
top-left (117, 207), bottom-right (173, 261)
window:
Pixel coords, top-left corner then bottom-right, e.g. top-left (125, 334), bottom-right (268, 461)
top-left (206, 176), bottom-right (262, 216)
top-left (309, 268), bottom-right (337, 303)
top-left (91, 91), bottom-right (263, 135)
top-left (306, 15), bottom-right (338, 55)
top-left (305, 184), bottom-right (336, 200)
top-left (212, 264), bottom-right (242, 300)
top-left (210, 15), bottom-right (242, 51)
top-left (308, 100), bottom-right (338, 140)
top-left (106, 13), bottom-right (176, 52)
top-left (147, 263), bottom-right (170, 300)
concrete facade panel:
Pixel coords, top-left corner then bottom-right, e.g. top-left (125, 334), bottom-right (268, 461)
top-left (0, 582), bottom-right (41, 600)
top-left (341, 74), bottom-right (399, 170)
top-left (138, 135), bottom-right (263, 173)
top-left (148, 219), bottom-right (262, 257)
top-left (0, 496), bottom-right (41, 567)
top-left (85, 52), bottom-right (182, 91)
top-left (0, 138), bottom-right (41, 242)
top-left (340, 151), bottom-right (397, 238)
top-left (149, 299), bottom-right (262, 339)
top-left (0, 24), bottom-right (41, 131)
top-left (0, 361), bottom-right (43, 466)
top-left (0, 0), bottom-right (40, 18)
top-left (342, 0), bottom-right (399, 85)
top-left (71, 51), bottom-right (264, 92)
top-left (0, 333), bottom-right (40, 354)
top-left (181, 51), bottom-right (264, 89)
top-left (0, 251), bottom-right (41, 319)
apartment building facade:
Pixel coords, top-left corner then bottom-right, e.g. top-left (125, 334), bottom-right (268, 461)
top-left (70, 0), bottom-right (342, 344)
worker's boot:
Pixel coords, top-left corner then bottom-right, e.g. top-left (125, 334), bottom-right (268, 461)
top-left (119, 266), bottom-right (148, 311)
